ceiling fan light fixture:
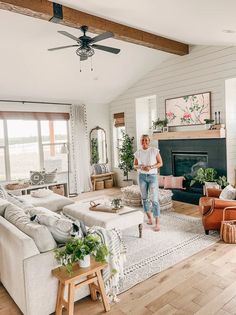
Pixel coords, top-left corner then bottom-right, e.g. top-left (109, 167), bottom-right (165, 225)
top-left (76, 47), bottom-right (95, 58)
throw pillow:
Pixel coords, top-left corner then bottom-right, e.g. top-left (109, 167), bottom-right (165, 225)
top-left (30, 188), bottom-right (53, 198)
top-left (0, 185), bottom-right (8, 200)
top-left (158, 175), bottom-right (166, 188)
top-left (29, 207), bottom-right (87, 244)
top-left (0, 199), bottom-right (10, 216)
top-left (30, 170), bottom-right (45, 185)
top-left (4, 203), bottom-right (57, 252)
top-left (164, 176), bottom-right (185, 189)
top-left (219, 185), bottom-right (236, 200)
top-left (44, 168), bottom-right (57, 184)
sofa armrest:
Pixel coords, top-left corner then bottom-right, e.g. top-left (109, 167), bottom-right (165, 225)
top-left (206, 188), bottom-right (222, 198)
top-left (199, 197), bottom-right (214, 215)
top-left (214, 199), bottom-right (236, 209)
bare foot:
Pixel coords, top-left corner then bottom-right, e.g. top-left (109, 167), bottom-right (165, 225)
top-left (147, 219), bottom-right (153, 225)
top-left (154, 225), bottom-right (160, 232)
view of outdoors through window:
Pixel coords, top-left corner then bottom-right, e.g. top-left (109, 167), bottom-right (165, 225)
top-left (41, 121), bottom-right (68, 173)
top-left (114, 126), bottom-right (125, 167)
top-left (0, 119), bottom-right (68, 182)
top-left (8, 120), bottom-right (40, 180)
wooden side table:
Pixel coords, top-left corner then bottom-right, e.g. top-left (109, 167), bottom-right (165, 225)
top-left (52, 258), bottom-right (110, 315)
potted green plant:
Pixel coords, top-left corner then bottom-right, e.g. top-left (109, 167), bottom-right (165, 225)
top-left (204, 118), bottom-right (215, 130)
top-left (54, 234), bottom-right (109, 272)
top-left (190, 167), bottom-right (227, 194)
top-left (152, 118), bottom-right (168, 133)
top-left (118, 131), bottom-right (135, 187)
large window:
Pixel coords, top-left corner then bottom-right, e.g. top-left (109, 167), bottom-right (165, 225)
top-left (41, 121), bottom-right (68, 173)
top-left (113, 113), bottom-right (125, 167)
top-left (8, 120), bottom-right (40, 180)
top-left (0, 116), bottom-right (69, 182)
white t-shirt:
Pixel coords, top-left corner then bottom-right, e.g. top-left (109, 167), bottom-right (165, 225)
top-left (134, 147), bottom-right (159, 174)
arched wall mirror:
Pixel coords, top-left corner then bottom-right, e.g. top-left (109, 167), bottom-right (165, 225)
top-left (90, 126), bottom-right (108, 165)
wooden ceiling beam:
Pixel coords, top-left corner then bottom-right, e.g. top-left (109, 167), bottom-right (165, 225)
top-left (0, 0), bottom-right (189, 56)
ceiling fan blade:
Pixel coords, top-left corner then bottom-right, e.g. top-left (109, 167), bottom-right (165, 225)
top-left (58, 30), bottom-right (79, 41)
top-left (80, 55), bottom-right (88, 61)
top-left (48, 45), bottom-right (79, 51)
top-left (91, 31), bottom-right (114, 44)
top-left (92, 44), bottom-right (120, 54)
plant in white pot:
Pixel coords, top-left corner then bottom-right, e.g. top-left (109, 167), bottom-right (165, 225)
top-left (54, 234), bottom-right (109, 272)
top-left (118, 131), bottom-right (135, 187)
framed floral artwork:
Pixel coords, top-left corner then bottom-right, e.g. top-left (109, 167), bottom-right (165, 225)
top-left (165, 92), bottom-right (211, 127)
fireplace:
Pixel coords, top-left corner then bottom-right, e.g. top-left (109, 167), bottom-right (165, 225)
top-left (172, 151), bottom-right (208, 178)
top-left (158, 138), bottom-right (226, 204)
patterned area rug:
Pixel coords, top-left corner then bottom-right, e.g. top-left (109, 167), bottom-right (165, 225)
top-left (119, 211), bottom-right (219, 293)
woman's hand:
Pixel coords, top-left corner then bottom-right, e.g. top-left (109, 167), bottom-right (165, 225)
top-left (141, 165), bottom-right (151, 171)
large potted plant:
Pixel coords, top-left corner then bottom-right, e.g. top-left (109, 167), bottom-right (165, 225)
top-left (118, 131), bottom-right (135, 187)
top-left (190, 167), bottom-right (228, 194)
top-left (54, 234), bottom-right (109, 272)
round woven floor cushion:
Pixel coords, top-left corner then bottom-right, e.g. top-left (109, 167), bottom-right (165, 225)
top-left (121, 185), bottom-right (173, 210)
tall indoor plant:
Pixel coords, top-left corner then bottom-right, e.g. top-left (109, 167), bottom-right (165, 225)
top-left (118, 131), bottom-right (134, 186)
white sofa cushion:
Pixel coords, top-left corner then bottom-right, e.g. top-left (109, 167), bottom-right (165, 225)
top-left (4, 203), bottom-right (57, 252)
top-left (19, 193), bottom-right (74, 212)
top-left (0, 198), bottom-right (10, 216)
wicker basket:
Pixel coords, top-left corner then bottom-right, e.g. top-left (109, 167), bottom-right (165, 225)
top-left (95, 181), bottom-right (104, 190)
top-left (5, 182), bottom-right (30, 190)
top-left (50, 184), bottom-right (65, 196)
top-left (220, 208), bottom-right (236, 244)
top-left (104, 179), bottom-right (113, 189)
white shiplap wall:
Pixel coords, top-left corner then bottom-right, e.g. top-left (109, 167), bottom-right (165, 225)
top-left (110, 45), bottom-right (236, 184)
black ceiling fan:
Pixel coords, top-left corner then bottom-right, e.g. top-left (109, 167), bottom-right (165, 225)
top-left (48, 25), bottom-right (120, 61)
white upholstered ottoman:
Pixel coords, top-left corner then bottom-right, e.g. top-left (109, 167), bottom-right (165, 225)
top-left (63, 202), bottom-right (144, 238)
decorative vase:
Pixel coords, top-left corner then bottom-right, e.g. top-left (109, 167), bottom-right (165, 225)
top-left (78, 255), bottom-right (91, 268)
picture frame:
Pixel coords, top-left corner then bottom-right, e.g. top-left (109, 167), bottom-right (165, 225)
top-left (165, 92), bottom-right (211, 127)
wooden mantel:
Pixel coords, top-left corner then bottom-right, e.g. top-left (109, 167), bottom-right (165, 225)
top-left (152, 129), bottom-right (226, 140)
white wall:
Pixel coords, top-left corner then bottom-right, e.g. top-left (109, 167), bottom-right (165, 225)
top-left (225, 79), bottom-right (236, 185)
top-left (110, 45), bottom-right (236, 182)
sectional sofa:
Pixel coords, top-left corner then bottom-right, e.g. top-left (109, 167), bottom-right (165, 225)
top-left (0, 194), bottom-right (89, 315)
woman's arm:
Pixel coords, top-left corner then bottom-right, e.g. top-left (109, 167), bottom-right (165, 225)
top-left (149, 153), bottom-right (163, 170)
top-left (133, 158), bottom-right (141, 171)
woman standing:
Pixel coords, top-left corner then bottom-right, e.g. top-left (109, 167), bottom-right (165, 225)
top-left (133, 135), bottom-right (163, 231)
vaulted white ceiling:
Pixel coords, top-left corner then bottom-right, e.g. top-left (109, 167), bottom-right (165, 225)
top-left (1, 0), bottom-right (236, 106)
top-left (0, 10), bottom-right (170, 106)
top-left (57, 0), bottom-right (236, 45)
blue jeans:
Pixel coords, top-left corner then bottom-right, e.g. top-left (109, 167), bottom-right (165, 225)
top-left (139, 173), bottom-right (160, 217)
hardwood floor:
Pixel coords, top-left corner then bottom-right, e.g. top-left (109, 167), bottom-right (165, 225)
top-left (1, 189), bottom-right (236, 315)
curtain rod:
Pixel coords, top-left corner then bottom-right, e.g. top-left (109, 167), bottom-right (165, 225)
top-left (0, 100), bottom-right (72, 106)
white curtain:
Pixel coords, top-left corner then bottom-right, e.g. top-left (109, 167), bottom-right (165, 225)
top-left (69, 104), bottom-right (92, 194)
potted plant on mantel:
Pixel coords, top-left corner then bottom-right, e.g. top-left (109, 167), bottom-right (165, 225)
top-left (204, 118), bottom-right (215, 130)
top-left (152, 118), bottom-right (168, 133)
top-left (54, 234), bottom-right (109, 272)
top-left (118, 131), bottom-right (135, 187)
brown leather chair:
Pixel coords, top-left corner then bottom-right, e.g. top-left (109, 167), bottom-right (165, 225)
top-left (199, 188), bottom-right (236, 234)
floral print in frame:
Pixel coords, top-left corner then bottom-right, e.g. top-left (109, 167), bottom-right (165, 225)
top-left (165, 92), bottom-right (211, 127)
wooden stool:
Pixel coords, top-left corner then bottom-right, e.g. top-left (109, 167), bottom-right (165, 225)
top-left (52, 258), bottom-right (110, 315)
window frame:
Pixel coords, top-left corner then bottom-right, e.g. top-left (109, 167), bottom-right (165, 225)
top-left (0, 118), bottom-right (69, 183)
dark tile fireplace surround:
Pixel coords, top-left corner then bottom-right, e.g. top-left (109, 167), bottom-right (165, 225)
top-left (159, 138), bottom-right (227, 204)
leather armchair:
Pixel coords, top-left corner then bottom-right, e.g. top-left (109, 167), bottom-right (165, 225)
top-left (199, 188), bottom-right (236, 234)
